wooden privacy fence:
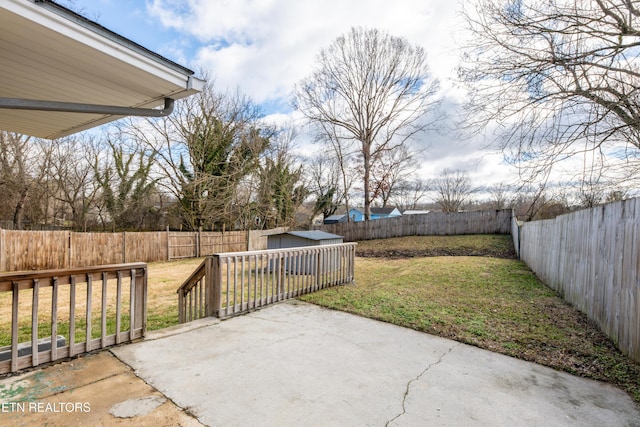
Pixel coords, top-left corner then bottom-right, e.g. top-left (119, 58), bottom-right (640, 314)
top-left (177, 243), bottom-right (357, 322)
top-left (0, 229), bottom-right (288, 272)
top-left (516, 198), bottom-right (640, 363)
top-left (167, 231), bottom-right (246, 259)
top-left (316, 209), bottom-right (512, 241)
top-left (0, 263), bottom-right (147, 374)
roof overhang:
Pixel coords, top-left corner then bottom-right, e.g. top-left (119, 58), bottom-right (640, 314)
top-left (0, 0), bottom-right (204, 139)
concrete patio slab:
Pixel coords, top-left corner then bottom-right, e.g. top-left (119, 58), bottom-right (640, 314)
top-left (111, 300), bottom-right (640, 427)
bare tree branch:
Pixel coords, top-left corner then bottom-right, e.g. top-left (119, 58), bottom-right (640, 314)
top-left (459, 0), bottom-right (640, 185)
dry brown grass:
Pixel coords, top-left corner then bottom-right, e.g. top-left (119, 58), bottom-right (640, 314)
top-left (145, 257), bottom-right (205, 329)
top-left (0, 258), bottom-right (205, 345)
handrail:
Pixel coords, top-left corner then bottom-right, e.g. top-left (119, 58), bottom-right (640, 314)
top-left (0, 263), bottom-right (147, 375)
top-left (177, 243), bottom-right (357, 323)
top-left (0, 263), bottom-right (147, 291)
top-left (177, 258), bottom-right (209, 323)
top-left (212, 242), bottom-right (353, 258)
top-left (177, 259), bottom-right (207, 295)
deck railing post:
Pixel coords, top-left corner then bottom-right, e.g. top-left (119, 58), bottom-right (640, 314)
top-left (178, 288), bottom-right (185, 323)
top-left (212, 255), bottom-right (222, 317)
top-left (315, 250), bottom-right (320, 289)
top-left (350, 244), bottom-right (355, 281)
top-left (132, 266), bottom-right (147, 338)
top-left (11, 281), bottom-right (19, 372)
top-left (204, 256), bottom-right (213, 317)
top-left (278, 254), bottom-right (285, 300)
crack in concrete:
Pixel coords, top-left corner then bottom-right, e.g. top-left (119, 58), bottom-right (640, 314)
top-left (385, 342), bottom-right (461, 426)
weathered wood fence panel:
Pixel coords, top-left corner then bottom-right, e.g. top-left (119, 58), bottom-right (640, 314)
top-left (0, 263), bottom-right (147, 374)
top-left (167, 231), bottom-right (247, 259)
top-left (218, 231), bottom-right (246, 254)
top-left (316, 209), bottom-right (512, 241)
top-left (177, 243), bottom-right (357, 322)
top-left (518, 197), bottom-right (640, 363)
top-left (0, 229), bottom-right (257, 272)
top-left (124, 232), bottom-right (168, 263)
top-left (0, 230), bottom-right (69, 272)
top-left (168, 232), bottom-right (199, 260)
top-left (72, 233), bottom-right (124, 267)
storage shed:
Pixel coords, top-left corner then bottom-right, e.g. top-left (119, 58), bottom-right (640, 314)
top-left (267, 230), bottom-right (344, 249)
top-left (267, 231), bottom-right (344, 275)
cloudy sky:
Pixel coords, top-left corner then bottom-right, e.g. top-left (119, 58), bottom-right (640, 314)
top-left (62, 0), bottom-right (514, 193)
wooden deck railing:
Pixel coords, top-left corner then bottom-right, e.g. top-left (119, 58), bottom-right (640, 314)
top-left (0, 263), bottom-right (147, 374)
top-left (178, 243), bottom-right (357, 322)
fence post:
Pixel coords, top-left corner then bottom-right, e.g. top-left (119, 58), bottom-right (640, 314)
top-left (166, 226), bottom-right (170, 261)
top-left (197, 227), bottom-right (202, 258)
top-left (68, 232), bottom-right (72, 269)
top-left (0, 228), bottom-right (3, 272)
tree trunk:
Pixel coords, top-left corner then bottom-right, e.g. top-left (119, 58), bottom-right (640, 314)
top-left (13, 188), bottom-right (28, 230)
top-left (363, 143), bottom-right (371, 221)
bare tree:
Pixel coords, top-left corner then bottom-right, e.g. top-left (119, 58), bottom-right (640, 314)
top-left (390, 177), bottom-right (430, 210)
top-left (459, 0), bottom-right (640, 185)
top-left (255, 129), bottom-right (308, 228)
top-left (511, 182), bottom-right (571, 221)
top-left (317, 124), bottom-right (358, 222)
top-left (0, 132), bottom-right (52, 229)
top-left (307, 147), bottom-right (356, 223)
top-left (294, 27), bottom-right (440, 220)
top-left (572, 151), bottom-right (607, 208)
top-left (94, 138), bottom-right (158, 231)
top-left (124, 79), bottom-right (271, 231)
top-left (48, 135), bottom-right (100, 230)
top-left (370, 144), bottom-right (419, 207)
top-left (488, 183), bottom-right (512, 210)
top-left (432, 169), bottom-right (474, 212)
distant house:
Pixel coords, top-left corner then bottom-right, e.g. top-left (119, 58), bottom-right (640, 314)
top-left (347, 208), bottom-right (365, 222)
top-left (370, 207), bottom-right (401, 219)
top-left (401, 209), bottom-right (430, 215)
top-left (323, 207), bottom-right (402, 224)
top-left (323, 213), bottom-right (348, 224)
top-left (323, 208), bottom-right (362, 224)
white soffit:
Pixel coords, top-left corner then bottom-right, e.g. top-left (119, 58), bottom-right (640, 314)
top-left (0, 0), bottom-right (204, 139)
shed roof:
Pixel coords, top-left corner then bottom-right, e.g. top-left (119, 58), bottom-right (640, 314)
top-left (0, 0), bottom-right (204, 139)
top-left (371, 207), bottom-right (399, 215)
top-left (278, 231), bottom-right (344, 241)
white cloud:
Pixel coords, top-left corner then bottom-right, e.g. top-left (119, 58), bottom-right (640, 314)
top-left (148, 0), bottom-right (463, 103)
top-left (144, 0), bottom-right (521, 191)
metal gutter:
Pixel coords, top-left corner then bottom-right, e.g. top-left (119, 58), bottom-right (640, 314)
top-left (0, 97), bottom-right (175, 117)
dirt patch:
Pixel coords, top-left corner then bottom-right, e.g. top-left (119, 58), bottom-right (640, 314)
top-left (356, 246), bottom-right (515, 259)
top-left (354, 235), bottom-right (517, 259)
